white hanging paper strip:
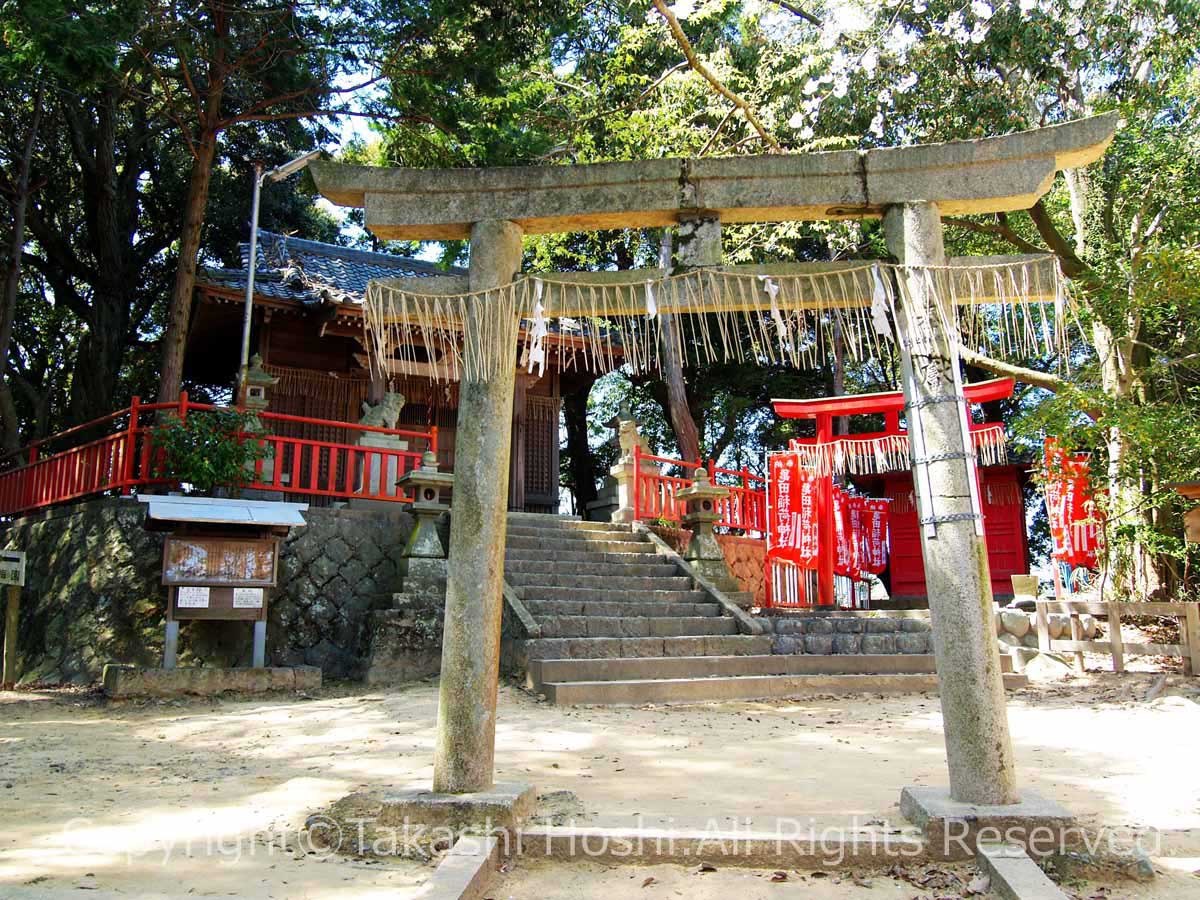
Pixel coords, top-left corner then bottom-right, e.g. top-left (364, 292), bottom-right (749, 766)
top-left (788, 423), bottom-right (1008, 476)
top-left (364, 256), bottom-right (1069, 382)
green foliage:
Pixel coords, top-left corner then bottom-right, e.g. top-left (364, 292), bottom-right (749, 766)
top-left (151, 410), bottom-right (267, 496)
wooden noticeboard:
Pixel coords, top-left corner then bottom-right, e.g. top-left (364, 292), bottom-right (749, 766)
top-left (162, 536), bottom-right (278, 587)
top-left (169, 584), bottom-right (269, 622)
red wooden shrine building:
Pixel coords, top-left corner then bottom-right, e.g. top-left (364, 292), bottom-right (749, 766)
top-left (771, 378), bottom-right (1029, 606)
top-left (191, 231), bottom-right (578, 512)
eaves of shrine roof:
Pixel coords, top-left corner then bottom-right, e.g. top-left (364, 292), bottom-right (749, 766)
top-left (196, 230), bottom-right (465, 308)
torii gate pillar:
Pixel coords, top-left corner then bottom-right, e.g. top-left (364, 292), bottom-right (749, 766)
top-left (432, 219), bottom-right (523, 794)
top-left (884, 203), bottom-right (1019, 806)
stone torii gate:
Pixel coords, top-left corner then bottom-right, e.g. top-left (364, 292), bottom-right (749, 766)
top-left (310, 115), bottom-right (1116, 814)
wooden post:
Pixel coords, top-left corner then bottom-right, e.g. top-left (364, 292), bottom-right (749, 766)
top-left (1035, 601), bottom-right (1051, 653)
top-left (1068, 610), bottom-right (1086, 673)
top-left (1106, 601), bottom-right (1125, 674)
top-left (2, 584), bottom-right (19, 687)
top-left (1184, 603), bottom-right (1200, 677)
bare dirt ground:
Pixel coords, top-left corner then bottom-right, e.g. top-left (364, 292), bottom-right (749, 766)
top-left (1, 670), bottom-right (1198, 899)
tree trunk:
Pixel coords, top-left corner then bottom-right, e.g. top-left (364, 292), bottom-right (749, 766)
top-left (664, 224), bottom-right (709, 464)
top-left (157, 130), bottom-right (219, 401)
top-left (562, 381), bottom-right (599, 512)
top-left (0, 86), bottom-right (44, 455)
top-left (67, 290), bottom-right (131, 424)
top-left (831, 318), bottom-right (848, 436)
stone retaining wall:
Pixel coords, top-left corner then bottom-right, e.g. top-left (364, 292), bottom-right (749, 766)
top-left (0, 498), bottom-right (414, 684)
top-left (645, 525), bottom-right (766, 604)
top-left (756, 613), bottom-right (933, 655)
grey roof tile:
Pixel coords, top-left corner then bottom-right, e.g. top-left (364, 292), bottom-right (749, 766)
top-left (197, 230), bottom-right (462, 307)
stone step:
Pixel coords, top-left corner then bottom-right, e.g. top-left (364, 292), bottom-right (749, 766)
top-left (505, 547), bottom-right (659, 563)
top-left (538, 672), bottom-right (1029, 706)
top-left (529, 654), bottom-right (942, 685)
top-left (507, 572), bottom-right (694, 592)
top-left (505, 559), bottom-right (681, 579)
top-left (525, 599), bottom-right (723, 618)
top-left (506, 524), bottom-right (635, 539)
top-left (521, 634), bottom-right (774, 661)
top-left (536, 616), bottom-right (739, 639)
top-left (507, 512), bottom-right (582, 523)
top-left (520, 586), bottom-right (709, 604)
top-left (506, 515), bottom-right (625, 533)
top-left (505, 536), bottom-right (656, 554)
top-left (505, 528), bottom-right (644, 546)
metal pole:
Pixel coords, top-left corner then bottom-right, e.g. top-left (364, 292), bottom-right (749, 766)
top-left (163, 619), bottom-right (180, 670)
top-left (252, 620), bottom-right (266, 668)
top-left (3, 584), bottom-right (19, 686)
top-left (236, 163), bottom-right (264, 404)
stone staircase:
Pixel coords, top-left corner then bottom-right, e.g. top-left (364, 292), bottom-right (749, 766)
top-left (505, 513), bottom-right (1025, 705)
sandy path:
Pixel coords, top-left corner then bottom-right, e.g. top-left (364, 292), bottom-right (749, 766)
top-left (0, 672), bottom-right (1197, 898)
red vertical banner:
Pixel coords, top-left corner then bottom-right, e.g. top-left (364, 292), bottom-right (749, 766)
top-left (861, 499), bottom-right (890, 574)
top-left (1044, 439), bottom-right (1101, 569)
top-left (795, 470), bottom-right (819, 568)
top-left (768, 453), bottom-right (798, 564)
top-left (833, 488), bottom-right (852, 577)
top-left (768, 453), bottom-right (820, 569)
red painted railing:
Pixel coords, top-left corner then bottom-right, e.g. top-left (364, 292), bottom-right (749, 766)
top-left (0, 394), bottom-right (438, 517)
top-left (632, 445), bottom-right (766, 535)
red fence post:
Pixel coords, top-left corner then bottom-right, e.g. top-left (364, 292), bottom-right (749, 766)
top-left (633, 444), bottom-right (641, 522)
top-left (430, 425), bottom-right (439, 456)
top-left (121, 396), bottom-right (140, 495)
top-left (178, 391), bottom-right (188, 422)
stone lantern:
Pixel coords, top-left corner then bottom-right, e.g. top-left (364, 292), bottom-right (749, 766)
top-left (242, 354), bottom-right (280, 491)
top-left (390, 450), bottom-right (455, 601)
top-left (397, 451), bottom-right (454, 560)
top-left (243, 353), bottom-right (278, 413)
top-left (675, 467), bottom-right (736, 586)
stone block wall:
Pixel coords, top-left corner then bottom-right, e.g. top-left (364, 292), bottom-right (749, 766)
top-left (716, 535), bottom-right (766, 607)
top-left (756, 613), bottom-right (933, 655)
top-left (646, 525), bottom-right (766, 604)
top-left (0, 498), bottom-right (414, 684)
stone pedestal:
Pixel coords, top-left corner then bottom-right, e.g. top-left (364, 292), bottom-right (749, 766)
top-left (358, 432), bottom-right (409, 496)
top-left (885, 202), bottom-right (1018, 807)
top-left (585, 475), bottom-right (619, 522)
top-left (676, 468), bottom-right (738, 590)
top-left (901, 786), bottom-right (1073, 861)
top-left (608, 408), bottom-right (657, 524)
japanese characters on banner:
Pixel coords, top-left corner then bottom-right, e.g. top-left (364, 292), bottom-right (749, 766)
top-left (1044, 439), bottom-right (1101, 569)
top-left (859, 498), bottom-right (891, 575)
top-left (834, 492), bottom-right (891, 579)
top-left (833, 489), bottom-right (856, 578)
top-left (767, 452), bottom-right (819, 569)
top-left (769, 451), bottom-right (892, 581)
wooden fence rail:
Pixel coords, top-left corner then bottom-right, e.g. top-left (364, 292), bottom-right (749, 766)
top-left (1034, 600), bottom-right (1200, 676)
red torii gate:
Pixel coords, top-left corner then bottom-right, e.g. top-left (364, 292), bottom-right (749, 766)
top-left (771, 378), bottom-right (1017, 607)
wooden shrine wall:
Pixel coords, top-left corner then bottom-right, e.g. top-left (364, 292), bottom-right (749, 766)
top-left (876, 465), bottom-right (1029, 602)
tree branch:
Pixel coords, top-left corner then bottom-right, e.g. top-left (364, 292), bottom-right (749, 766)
top-left (942, 213), bottom-right (1044, 256)
top-left (957, 345), bottom-right (1100, 419)
top-left (1027, 200), bottom-right (1090, 280)
top-left (650, 0), bottom-right (782, 152)
top-left (763, 0), bottom-right (822, 27)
